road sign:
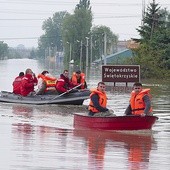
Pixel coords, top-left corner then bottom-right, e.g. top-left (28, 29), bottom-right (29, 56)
top-left (102, 65), bottom-right (140, 83)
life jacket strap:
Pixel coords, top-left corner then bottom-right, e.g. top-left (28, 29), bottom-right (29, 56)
top-left (132, 108), bottom-right (145, 111)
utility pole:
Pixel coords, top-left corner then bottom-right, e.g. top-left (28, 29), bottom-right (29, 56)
top-left (66, 41), bottom-right (72, 62)
top-left (69, 43), bottom-right (72, 62)
top-left (86, 37), bottom-right (89, 76)
top-left (90, 35), bottom-right (93, 66)
top-left (142, 0), bottom-right (145, 26)
top-left (104, 32), bottom-right (107, 65)
top-left (80, 40), bottom-right (83, 70)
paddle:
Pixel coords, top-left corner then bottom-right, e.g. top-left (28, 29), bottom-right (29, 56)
top-left (51, 83), bottom-right (82, 100)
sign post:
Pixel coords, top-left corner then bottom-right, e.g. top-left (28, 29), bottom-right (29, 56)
top-left (102, 65), bottom-right (140, 86)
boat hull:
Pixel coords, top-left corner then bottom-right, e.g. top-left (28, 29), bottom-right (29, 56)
top-left (0, 90), bottom-right (90, 105)
top-left (74, 113), bottom-right (158, 131)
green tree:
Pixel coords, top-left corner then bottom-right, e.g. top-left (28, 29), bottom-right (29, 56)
top-left (37, 11), bottom-right (68, 59)
top-left (8, 48), bottom-right (22, 59)
top-left (30, 49), bottom-right (36, 59)
top-left (91, 26), bottom-right (118, 62)
top-left (62, 0), bottom-right (92, 70)
top-left (42, 11), bottom-right (67, 50)
top-left (0, 41), bottom-right (8, 60)
top-left (134, 0), bottom-right (170, 78)
top-left (137, 0), bottom-right (164, 42)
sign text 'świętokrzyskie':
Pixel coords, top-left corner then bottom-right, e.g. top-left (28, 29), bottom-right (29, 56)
top-left (102, 65), bottom-right (140, 83)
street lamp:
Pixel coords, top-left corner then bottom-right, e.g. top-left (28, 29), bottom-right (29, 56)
top-left (85, 37), bottom-right (89, 68)
top-left (104, 32), bottom-right (107, 65)
top-left (85, 37), bottom-right (89, 77)
top-left (90, 35), bottom-right (93, 66)
top-left (67, 41), bottom-right (72, 62)
top-left (77, 40), bottom-right (82, 70)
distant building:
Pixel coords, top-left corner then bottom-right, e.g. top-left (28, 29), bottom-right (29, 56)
top-left (93, 40), bottom-right (133, 65)
top-left (117, 40), bottom-right (128, 52)
top-left (55, 52), bottom-right (64, 67)
top-left (93, 49), bottom-right (133, 65)
top-left (17, 44), bottom-right (25, 50)
top-left (126, 40), bottom-right (140, 49)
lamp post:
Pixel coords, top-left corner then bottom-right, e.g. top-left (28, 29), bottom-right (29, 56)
top-left (90, 35), bottom-right (93, 66)
top-left (80, 40), bottom-right (83, 70)
top-left (67, 41), bottom-right (72, 62)
top-left (85, 37), bottom-right (89, 75)
top-left (104, 32), bottom-right (107, 65)
top-left (77, 40), bottom-right (83, 70)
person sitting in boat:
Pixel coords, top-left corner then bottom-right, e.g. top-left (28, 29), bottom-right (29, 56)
top-left (56, 69), bottom-right (77, 94)
top-left (71, 70), bottom-right (87, 89)
top-left (88, 81), bottom-right (115, 117)
top-left (124, 82), bottom-right (153, 116)
top-left (12, 72), bottom-right (24, 95)
top-left (20, 68), bottom-right (38, 96)
top-left (36, 70), bottom-right (57, 95)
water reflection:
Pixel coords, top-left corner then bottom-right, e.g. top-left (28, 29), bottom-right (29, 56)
top-left (0, 59), bottom-right (170, 169)
top-left (73, 129), bottom-right (157, 170)
top-left (12, 123), bottom-right (70, 140)
top-left (11, 123), bottom-right (71, 170)
top-left (12, 105), bottom-right (33, 118)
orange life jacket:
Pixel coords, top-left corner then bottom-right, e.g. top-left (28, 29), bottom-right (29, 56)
top-left (88, 137), bottom-right (105, 161)
top-left (88, 89), bottom-right (107, 113)
top-left (130, 89), bottom-right (153, 115)
top-left (38, 74), bottom-right (57, 91)
top-left (71, 72), bottom-right (86, 89)
top-left (129, 147), bottom-right (142, 162)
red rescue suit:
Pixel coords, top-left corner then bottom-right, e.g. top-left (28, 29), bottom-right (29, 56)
top-left (20, 74), bottom-right (38, 96)
top-left (13, 75), bottom-right (24, 94)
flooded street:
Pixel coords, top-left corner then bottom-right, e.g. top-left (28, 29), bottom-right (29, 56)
top-left (0, 59), bottom-right (170, 169)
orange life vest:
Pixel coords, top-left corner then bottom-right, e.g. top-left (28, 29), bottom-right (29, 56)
top-left (88, 137), bottom-right (105, 161)
top-left (130, 89), bottom-right (153, 115)
top-left (129, 147), bottom-right (142, 162)
top-left (71, 72), bottom-right (86, 89)
top-left (38, 74), bottom-right (57, 91)
top-left (88, 89), bottom-right (107, 113)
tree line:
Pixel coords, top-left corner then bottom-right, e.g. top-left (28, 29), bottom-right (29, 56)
top-left (126, 0), bottom-right (170, 78)
top-left (0, 0), bottom-right (170, 79)
top-left (36, 0), bottom-right (118, 71)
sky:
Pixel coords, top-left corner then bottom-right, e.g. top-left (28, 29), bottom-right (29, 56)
top-left (0, 0), bottom-right (170, 48)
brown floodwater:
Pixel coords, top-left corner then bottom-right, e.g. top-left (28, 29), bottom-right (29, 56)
top-left (0, 59), bottom-right (170, 170)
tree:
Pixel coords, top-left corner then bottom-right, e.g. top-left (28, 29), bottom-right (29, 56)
top-left (37, 11), bottom-right (68, 59)
top-left (91, 26), bottom-right (118, 62)
top-left (0, 41), bottom-right (8, 60)
top-left (62, 0), bottom-right (92, 70)
top-left (137, 0), bottom-right (164, 42)
top-left (30, 49), bottom-right (36, 59)
top-left (42, 11), bottom-right (67, 50)
top-left (133, 0), bottom-right (170, 78)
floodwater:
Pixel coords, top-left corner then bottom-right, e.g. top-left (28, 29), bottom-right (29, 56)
top-left (0, 59), bottom-right (170, 170)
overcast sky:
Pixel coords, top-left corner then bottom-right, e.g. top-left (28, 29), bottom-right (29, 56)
top-left (0, 0), bottom-right (170, 48)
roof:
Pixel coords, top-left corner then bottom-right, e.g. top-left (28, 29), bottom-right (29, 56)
top-left (93, 49), bottom-right (133, 64)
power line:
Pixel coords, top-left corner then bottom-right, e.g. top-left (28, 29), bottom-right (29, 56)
top-left (0, 19), bottom-right (45, 20)
top-left (0, 15), bottom-right (142, 21)
top-left (0, 0), bottom-right (77, 6)
top-left (95, 15), bottom-right (141, 19)
top-left (0, 37), bottom-right (39, 40)
top-left (0, 0), bottom-right (169, 6)
top-left (0, 36), bottom-right (61, 40)
top-left (0, 32), bottom-right (140, 41)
